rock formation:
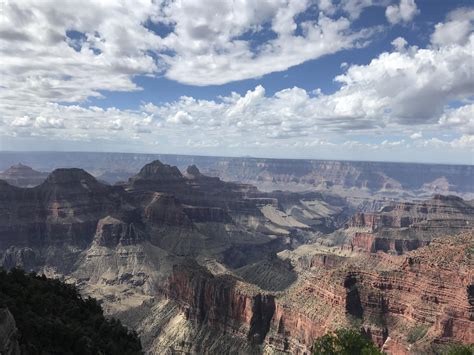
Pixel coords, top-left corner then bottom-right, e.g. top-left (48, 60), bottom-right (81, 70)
top-left (332, 194), bottom-right (474, 254)
top-left (0, 159), bottom-right (472, 354)
top-left (0, 163), bottom-right (48, 187)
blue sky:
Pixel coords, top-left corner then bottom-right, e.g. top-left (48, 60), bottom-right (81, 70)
top-left (1, 0), bottom-right (473, 163)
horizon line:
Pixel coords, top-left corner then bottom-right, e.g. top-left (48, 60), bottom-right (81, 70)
top-left (0, 150), bottom-right (473, 167)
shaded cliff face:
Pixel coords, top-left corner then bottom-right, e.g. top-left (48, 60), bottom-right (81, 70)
top-left (0, 169), bottom-right (125, 252)
top-left (0, 159), bottom-right (472, 354)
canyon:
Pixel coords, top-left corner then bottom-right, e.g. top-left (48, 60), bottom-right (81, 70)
top-left (0, 158), bottom-right (472, 354)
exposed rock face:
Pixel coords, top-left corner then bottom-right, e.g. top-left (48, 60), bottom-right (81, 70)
top-left (0, 308), bottom-right (20, 355)
top-left (120, 233), bottom-right (472, 354)
top-left (94, 216), bottom-right (145, 247)
top-left (350, 232), bottom-right (431, 254)
top-left (334, 194), bottom-right (474, 254)
top-left (0, 159), bottom-right (472, 354)
top-left (165, 264), bottom-right (276, 345)
top-left (348, 195), bottom-right (474, 231)
top-left (0, 163), bottom-right (48, 187)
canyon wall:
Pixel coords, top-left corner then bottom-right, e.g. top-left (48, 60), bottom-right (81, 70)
top-left (153, 233), bottom-right (473, 354)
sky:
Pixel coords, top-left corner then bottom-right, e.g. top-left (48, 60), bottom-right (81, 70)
top-left (0, 0), bottom-right (473, 164)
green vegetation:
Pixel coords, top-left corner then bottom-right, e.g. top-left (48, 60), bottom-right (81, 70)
top-left (406, 324), bottom-right (429, 344)
top-left (312, 328), bottom-right (383, 355)
top-left (430, 342), bottom-right (474, 355)
top-left (443, 343), bottom-right (474, 355)
top-left (0, 268), bottom-right (142, 354)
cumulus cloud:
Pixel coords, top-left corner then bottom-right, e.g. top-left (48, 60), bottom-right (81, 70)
top-left (109, 119), bottom-right (123, 131)
top-left (431, 8), bottom-right (474, 47)
top-left (11, 115), bottom-right (65, 129)
top-left (332, 32), bottom-right (473, 124)
top-left (3, 103), bottom-right (157, 148)
top-left (391, 36), bottom-right (407, 51)
top-left (11, 116), bottom-right (34, 128)
top-left (438, 104), bottom-right (474, 135)
top-left (35, 116), bottom-right (65, 129)
top-left (167, 111), bottom-right (194, 125)
top-left (385, 0), bottom-right (418, 24)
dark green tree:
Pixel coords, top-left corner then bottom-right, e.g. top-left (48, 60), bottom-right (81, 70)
top-left (312, 328), bottom-right (383, 355)
top-left (0, 268), bottom-right (142, 354)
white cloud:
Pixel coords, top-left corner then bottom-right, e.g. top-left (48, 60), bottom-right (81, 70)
top-left (109, 119), bottom-right (123, 131)
top-left (11, 115), bottom-right (65, 129)
top-left (439, 104), bottom-right (474, 135)
top-left (431, 8), bottom-right (474, 47)
top-left (0, 0), bottom-right (162, 107)
top-left (158, 0), bottom-right (377, 85)
top-left (385, 0), bottom-right (418, 24)
top-left (381, 139), bottom-right (405, 147)
top-left (0, 0), bottom-right (382, 102)
top-left (167, 111), bottom-right (194, 125)
top-left (35, 116), bottom-right (65, 129)
top-left (391, 36), bottom-right (407, 51)
top-left (415, 135), bottom-right (474, 150)
top-left (332, 33), bottom-right (473, 124)
top-left (11, 116), bottom-right (34, 128)
top-left (410, 132), bottom-right (422, 140)
top-left (451, 134), bottom-right (474, 149)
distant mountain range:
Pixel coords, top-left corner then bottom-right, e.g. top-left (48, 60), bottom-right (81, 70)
top-left (0, 152), bottom-right (472, 200)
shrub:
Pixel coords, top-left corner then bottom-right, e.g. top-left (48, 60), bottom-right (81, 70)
top-left (312, 328), bottom-right (383, 355)
top-left (445, 344), bottom-right (474, 355)
top-left (406, 325), bottom-right (428, 344)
